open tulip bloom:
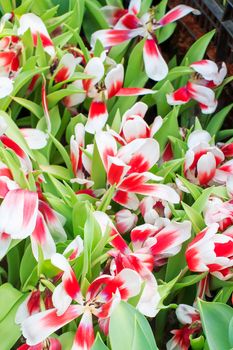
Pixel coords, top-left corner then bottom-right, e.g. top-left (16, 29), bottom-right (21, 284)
top-left (91, 3), bottom-right (200, 81)
top-left (0, 1), bottom-right (232, 349)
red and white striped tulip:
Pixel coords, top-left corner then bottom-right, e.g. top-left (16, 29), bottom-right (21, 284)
top-left (94, 212), bottom-right (191, 316)
top-left (184, 130), bottom-right (233, 186)
top-left (65, 57), bottom-right (154, 133)
top-left (186, 224), bottom-right (233, 280)
top-left (114, 102), bottom-right (163, 144)
top-left (21, 267), bottom-right (141, 349)
top-left (167, 304), bottom-right (201, 350)
top-left (190, 60), bottom-right (227, 87)
top-left (96, 131), bottom-right (180, 208)
top-left (167, 81), bottom-right (218, 114)
top-left (91, 5), bottom-right (199, 81)
top-left (204, 197), bottom-right (233, 231)
top-left (167, 59), bottom-right (227, 113)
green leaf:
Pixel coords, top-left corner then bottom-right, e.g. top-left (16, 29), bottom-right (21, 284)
top-left (154, 80), bottom-right (173, 116)
top-left (0, 296), bottom-right (26, 350)
top-left (182, 202), bottom-right (205, 233)
top-left (207, 103), bottom-right (233, 136)
top-left (91, 333), bottom-right (109, 350)
top-left (20, 244), bottom-right (37, 287)
top-left (181, 30), bottom-right (215, 65)
top-left (92, 140), bottom-right (106, 189)
top-left (157, 23), bottom-right (177, 44)
top-left (155, 158), bottom-right (183, 179)
top-left (49, 133), bottom-right (73, 174)
top-left (174, 272), bottom-right (208, 292)
top-left (59, 332), bottom-right (75, 350)
top-left (68, 0), bottom-right (85, 34)
top-left (47, 88), bottom-right (84, 108)
top-left (109, 301), bottom-right (158, 350)
top-left (176, 175), bottom-right (201, 200)
top-left (125, 39), bottom-right (145, 86)
top-left (40, 165), bottom-right (71, 181)
top-left (11, 97), bottom-right (43, 119)
top-left (198, 299), bottom-right (233, 350)
top-left (0, 283), bottom-right (22, 322)
top-left (155, 107), bottom-right (180, 152)
top-left (0, 0), bottom-right (12, 13)
top-left (85, 0), bottom-right (109, 29)
top-left (0, 284), bottom-right (25, 350)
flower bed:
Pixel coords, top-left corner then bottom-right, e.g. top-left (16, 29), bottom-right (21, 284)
top-left (0, 1), bottom-right (232, 350)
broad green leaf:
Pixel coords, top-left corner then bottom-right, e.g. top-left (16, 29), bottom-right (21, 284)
top-left (198, 300), bottom-right (233, 350)
top-left (0, 295), bottom-right (26, 350)
top-left (68, 0), bottom-right (85, 34)
top-left (0, 283), bottom-right (22, 322)
top-left (214, 286), bottom-right (233, 303)
top-left (53, 31), bottom-right (74, 47)
top-left (192, 187), bottom-right (213, 213)
top-left (49, 133), bottom-right (73, 174)
top-left (155, 158), bottom-right (183, 179)
top-left (0, 0), bottom-right (12, 13)
top-left (0, 67), bottom-right (47, 111)
top-left (59, 332), bottom-right (75, 350)
top-left (91, 333), bottom-right (109, 350)
top-left (109, 302), bottom-right (158, 350)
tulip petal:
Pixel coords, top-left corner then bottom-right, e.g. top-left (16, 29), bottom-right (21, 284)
top-left (95, 131), bottom-right (117, 170)
top-left (31, 212), bottom-right (56, 261)
top-left (197, 152), bottom-right (216, 185)
top-left (20, 128), bottom-right (48, 149)
top-left (159, 5), bottom-right (200, 26)
top-left (118, 173), bottom-right (180, 203)
top-left (91, 28), bottom-right (143, 48)
top-left (117, 138), bottom-right (160, 173)
top-left (143, 39), bottom-right (168, 81)
top-left (115, 87), bottom-right (155, 96)
top-left (85, 100), bottom-right (108, 134)
top-left (105, 64), bottom-right (123, 99)
top-left (39, 200), bottom-right (67, 242)
top-left (0, 77), bottom-right (13, 98)
top-left (0, 189), bottom-right (38, 239)
top-left (72, 310), bottom-right (94, 350)
top-left (22, 306), bottom-right (83, 346)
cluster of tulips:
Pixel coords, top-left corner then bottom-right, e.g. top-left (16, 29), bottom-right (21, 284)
top-left (0, 1), bottom-right (232, 350)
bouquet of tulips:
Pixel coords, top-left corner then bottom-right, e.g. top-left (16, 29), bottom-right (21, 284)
top-left (0, 0), bottom-right (232, 349)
